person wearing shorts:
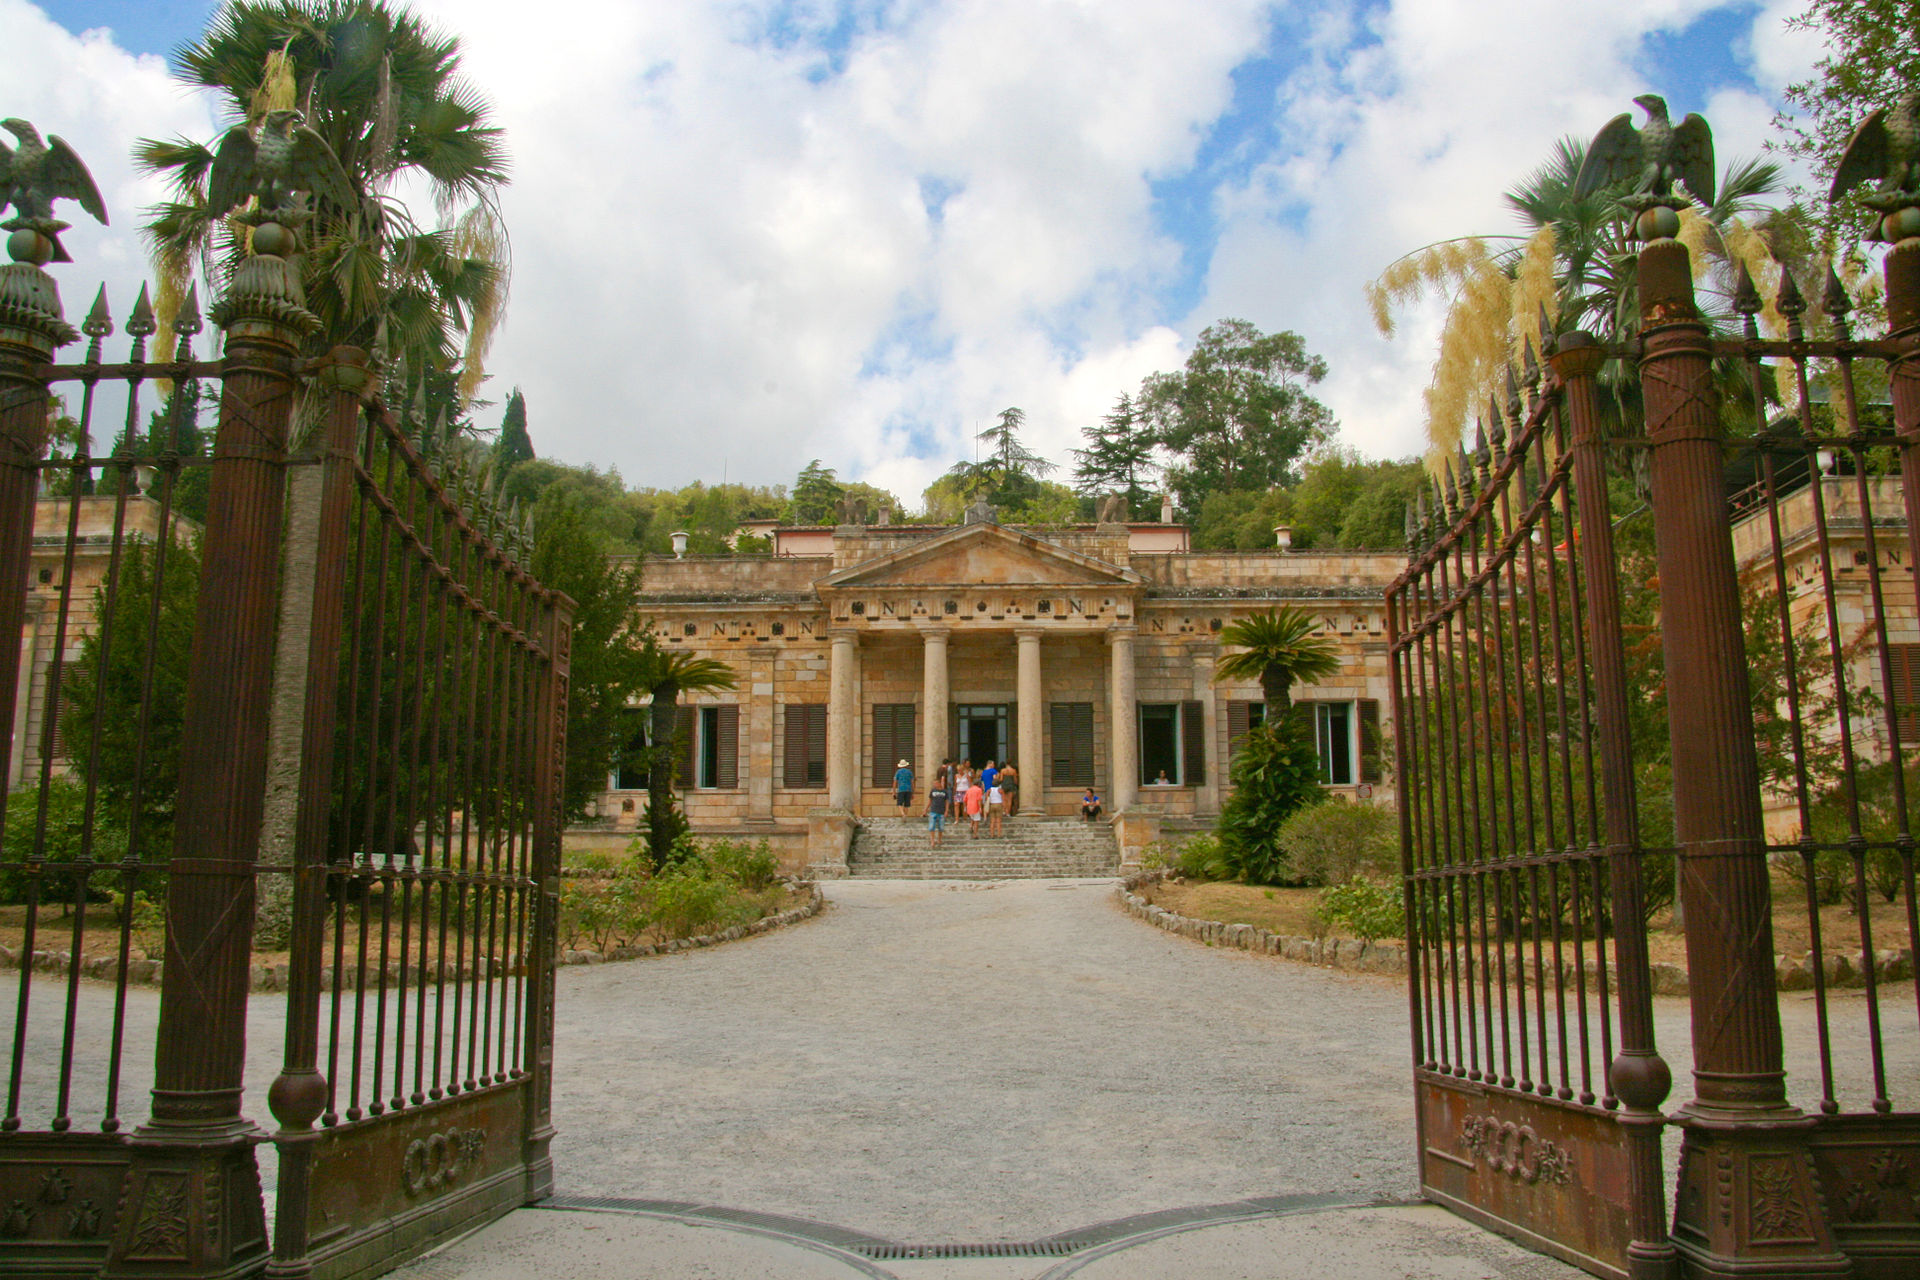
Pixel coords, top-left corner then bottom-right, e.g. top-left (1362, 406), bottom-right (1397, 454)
top-left (999, 763), bottom-right (1019, 816)
top-left (987, 781), bottom-right (1004, 837)
top-left (964, 779), bottom-right (984, 837)
top-left (893, 759), bottom-right (913, 816)
top-left (1081, 788), bottom-right (1103, 821)
top-left (926, 780), bottom-right (949, 847)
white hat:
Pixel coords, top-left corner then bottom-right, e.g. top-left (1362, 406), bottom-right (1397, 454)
top-left (898, 759), bottom-right (909, 768)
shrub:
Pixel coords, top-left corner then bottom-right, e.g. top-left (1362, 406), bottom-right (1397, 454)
top-left (1217, 717), bottom-right (1322, 883)
top-left (1, 778), bottom-right (131, 906)
top-left (1172, 833), bottom-right (1233, 881)
top-left (1315, 876), bottom-right (1405, 942)
top-left (649, 864), bottom-right (740, 939)
top-left (1276, 797), bottom-right (1398, 886)
top-left (705, 838), bottom-right (779, 891)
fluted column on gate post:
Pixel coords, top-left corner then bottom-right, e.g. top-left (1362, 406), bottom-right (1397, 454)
top-left (103, 200), bottom-right (319, 1280)
top-left (1635, 213), bottom-right (1848, 1278)
top-left (0, 122), bottom-right (96, 803)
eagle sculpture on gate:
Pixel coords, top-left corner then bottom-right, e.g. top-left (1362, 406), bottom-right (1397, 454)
top-left (1830, 92), bottom-right (1920, 243)
top-left (0, 118), bottom-right (108, 263)
top-left (1572, 94), bottom-right (1716, 208)
top-left (206, 109), bottom-right (356, 222)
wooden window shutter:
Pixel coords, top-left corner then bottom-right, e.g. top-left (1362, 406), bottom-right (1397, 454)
top-left (871, 704), bottom-right (915, 788)
top-left (1181, 700), bottom-right (1204, 786)
top-left (1050, 702), bottom-right (1093, 787)
top-left (1890, 644), bottom-right (1920, 741)
top-left (782, 704), bottom-right (827, 789)
top-left (716, 704), bottom-right (740, 789)
top-left (674, 705), bottom-right (695, 790)
top-left (1359, 699), bottom-right (1382, 784)
top-left (44, 665), bottom-right (66, 761)
top-left (1227, 700), bottom-right (1249, 760)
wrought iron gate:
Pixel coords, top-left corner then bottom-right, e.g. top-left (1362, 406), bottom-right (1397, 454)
top-left (1393, 107), bottom-right (1920, 1280)
top-left (0, 124), bottom-right (568, 1280)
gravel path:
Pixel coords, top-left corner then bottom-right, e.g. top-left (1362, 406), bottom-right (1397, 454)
top-left (545, 879), bottom-right (1419, 1242)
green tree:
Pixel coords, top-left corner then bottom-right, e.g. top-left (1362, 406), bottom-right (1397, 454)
top-left (60, 537), bottom-right (201, 859)
top-left (494, 387), bottom-right (534, 471)
top-left (1072, 393), bottom-right (1159, 517)
top-left (1138, 320), bottom-right (1335, 512)
top-left (1212, 608), bottom-right (1341, 712)
top-left (1775, 0), bottom-right (1920, 245)
top-left (1217, 718), bottom-right (1324, 884)
top-left (790, 459), bottom-right (845, 524)
top-left (945, 406), bottom-right (1058, 516)
top-left (527, 500), bottom-right (650, 824)
top-left (138, 0), bottom-right (510, 402)
top-left (635, 650), bottom-right (736, 871)
top-left (1288, 450), bottom-right (1426, 549)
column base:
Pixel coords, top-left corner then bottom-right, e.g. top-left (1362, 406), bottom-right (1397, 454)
top-left (1670, 1108), bottom-right (1852, 1278)
top-left (101, 1123), bottom-right (269, 1280)
top-left (805, 808), bottom-right (857, 877)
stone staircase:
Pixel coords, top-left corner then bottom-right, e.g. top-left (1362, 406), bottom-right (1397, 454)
top-left (847, 815), bottom-right (1121, 879)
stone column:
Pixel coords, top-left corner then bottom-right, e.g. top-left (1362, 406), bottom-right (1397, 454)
top-left (1193, 650), bottom-right (1219, 814)
top-left (747, 644), bottom-right (777, 824)
top-left (1107, 625), bottom-right (1137, 813)
top-left (828, 628), bottom-right (861, 811)
top-left (921, 625), bottom-right (949, 781)
top-left (1016, 629), bottom-right (1043, 814)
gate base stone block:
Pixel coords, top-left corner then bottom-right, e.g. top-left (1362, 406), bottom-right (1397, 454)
top-left (99, 1127), bottom-right (269, 1280)
top-left (805, 809), bottom-right (855, 877)
top-left (1669, 1110), bottom-right (1853, 1279)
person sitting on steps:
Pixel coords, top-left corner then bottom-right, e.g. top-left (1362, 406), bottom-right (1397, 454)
top-left (1081, 787), bottom-right (1102, 822)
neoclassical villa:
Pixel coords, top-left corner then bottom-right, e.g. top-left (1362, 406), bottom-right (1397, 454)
top-left (589, 511), bottom-right (1404, 872)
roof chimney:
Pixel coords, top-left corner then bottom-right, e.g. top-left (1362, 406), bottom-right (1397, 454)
top-left (1159, 494), bottom-right (1174, 524)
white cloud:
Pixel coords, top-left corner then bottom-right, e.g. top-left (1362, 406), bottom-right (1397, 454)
top-left (1, 0), bottom-right (1827, 508)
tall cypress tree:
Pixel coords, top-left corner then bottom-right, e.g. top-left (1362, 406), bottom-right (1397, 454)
top-left (1072, 393), bottom-right (1158, 518)
top-left (494, 387), bottom-right (534, 470)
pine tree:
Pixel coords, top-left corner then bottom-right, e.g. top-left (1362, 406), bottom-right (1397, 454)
top-left (494, 387), bottom-right (534, 470)
top-left (1072, 393), bottom-right (1158, 517)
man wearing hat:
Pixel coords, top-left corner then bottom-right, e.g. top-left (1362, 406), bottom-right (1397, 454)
top-left (893, 759), bottom-right (914, 816)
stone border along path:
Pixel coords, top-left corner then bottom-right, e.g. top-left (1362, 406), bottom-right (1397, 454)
top-left (1119, 871), bottom-right (1915, 997)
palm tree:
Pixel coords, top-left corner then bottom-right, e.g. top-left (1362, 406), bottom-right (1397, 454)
top-left (1212, 609), bottom-right (1340, 714)
top-left (1368, 132), bottom-right (1786, 456)
top-left (636, 649), bottom-right (736, 868)
top-left (136, 0), bottom-right (509, 408)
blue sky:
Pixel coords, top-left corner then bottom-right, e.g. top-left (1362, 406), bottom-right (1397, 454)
top-left (9, 0), bottom-right (1825, 501)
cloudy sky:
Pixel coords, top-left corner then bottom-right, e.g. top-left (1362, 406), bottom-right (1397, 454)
top-left (4, 0), bottom-right (1824, 505)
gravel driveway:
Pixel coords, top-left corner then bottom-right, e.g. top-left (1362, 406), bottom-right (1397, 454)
top-left (545, 879), bottom-right (1420, 1242)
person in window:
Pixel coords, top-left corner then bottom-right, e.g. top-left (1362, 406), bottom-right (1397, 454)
top-left (926, 776), bottom-right (949, 848)
top-left (1153, 769), bottom-right (1172, 785)
top-left (1081, 787), bottom-right (1102, 821)
top-left (893, 759), bottom-right (914, 817)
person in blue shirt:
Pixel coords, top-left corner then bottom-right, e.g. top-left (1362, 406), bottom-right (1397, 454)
top-left (893, 759), bottom-right (914, 816)
top-left (926, 779), bottom-right (949, 847)
top-left (980, 760), bottom-right (998, 793)
top-left (1081, 787), bottom-right (1102, 822)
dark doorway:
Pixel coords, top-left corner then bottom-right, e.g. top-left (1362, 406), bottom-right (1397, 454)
top-left (956, 704), bottom-right (1007, 768)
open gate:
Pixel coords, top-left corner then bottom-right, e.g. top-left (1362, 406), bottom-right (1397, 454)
top-left (0, 127), bottom-right (568, 1280)
top-left (1393, 121), bottom-right (1920, 1279)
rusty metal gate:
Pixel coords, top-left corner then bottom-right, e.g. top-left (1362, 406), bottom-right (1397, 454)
top-left (1393, 112), bottom-right (1920, 1280)
top-left (0, 126), bottom-right (568, 1280)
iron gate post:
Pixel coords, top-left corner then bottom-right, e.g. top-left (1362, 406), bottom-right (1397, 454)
top-left (1636, 238), bottom-right (1850, 1276)
top-left (1554, 332), bottom-right (1678, 1280)
top-left (0, 249), bottom-right (77, 799)
top-left (1887, 231), bottom-right (1920, 655)
top-left (102, 240), bottom-right (315, 1280)
top-left (524, 591), bottom-right (572, 1202)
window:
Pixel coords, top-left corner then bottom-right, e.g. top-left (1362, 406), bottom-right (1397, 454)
top-left (783, 703), bottom-right (827, 789)
top-left (1300, 700), bottom-right (1383, 787)
top-left (1889, 643), bottom-right (1920, 742)
top-left (674, 704), bottom-right (739, 789)
top-left (1138, 701), bottom-right (1203, 786)
top-left (871, 704), bottom-right (916, 787)
top-left (611, 709), bottom-right (649, 790)
top-left (1226, 700), bottom-right (1265, 759)
top-left (1049, 702), bottom-right (1094, 787)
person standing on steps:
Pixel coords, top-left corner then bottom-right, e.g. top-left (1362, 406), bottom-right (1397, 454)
top-left (964, 775), bottom-right (984, 838)
top-left (926, 775), bottom-right (949, 848)
top-left (894, 759), bottom-right (914, 818)
top-left (987, 774), bottom-right (1004, 838)
top-left (980, 759), bottom-right (998, 798)
top-left (999, 762), bottom-right (1019, 817)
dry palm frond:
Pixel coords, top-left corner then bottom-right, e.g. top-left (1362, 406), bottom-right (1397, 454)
top-left (249, 44), bottom-right (297, 124)
top-left (1509, 226), bottom-right (1558, 370)
top-left (1677, 207), bottom-right (1713, 278)
top-left (452, 199), bottom-right (512, 404)
top-left (150, 269), bottom-right (188, 394)
top-left (1367, 238), bottom-right (1496, 337)
top-left (1421, 250), bottom-right (1511, 460)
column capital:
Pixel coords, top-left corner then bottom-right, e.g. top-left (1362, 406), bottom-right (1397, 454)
top-left (1014, 627), bottom-right (1045, 642)
top-left (916, 623), bottom-right (952, 640)
top-left (1104, 623), bottom-right (1138, 645)
top-left (829, 626), bottom-right (861, 644)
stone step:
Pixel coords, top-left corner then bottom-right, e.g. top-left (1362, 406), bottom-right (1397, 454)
top-left (848, 817), bottom-right (1118, 879)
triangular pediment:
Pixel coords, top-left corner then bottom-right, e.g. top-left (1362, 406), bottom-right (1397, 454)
top-left (822, 523), bottom-right (1140, 590)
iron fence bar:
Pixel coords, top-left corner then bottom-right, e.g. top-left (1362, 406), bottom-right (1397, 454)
top-left (1891, 234), bottom-right (1920, 1054)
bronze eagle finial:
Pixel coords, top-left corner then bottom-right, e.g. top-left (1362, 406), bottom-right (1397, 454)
top-left (0, 118), bottom-right (109, 263)
top-left (206, 108), bottom-right (357, 224)
top-left (1573, 94), bottom-right (1716, 210)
